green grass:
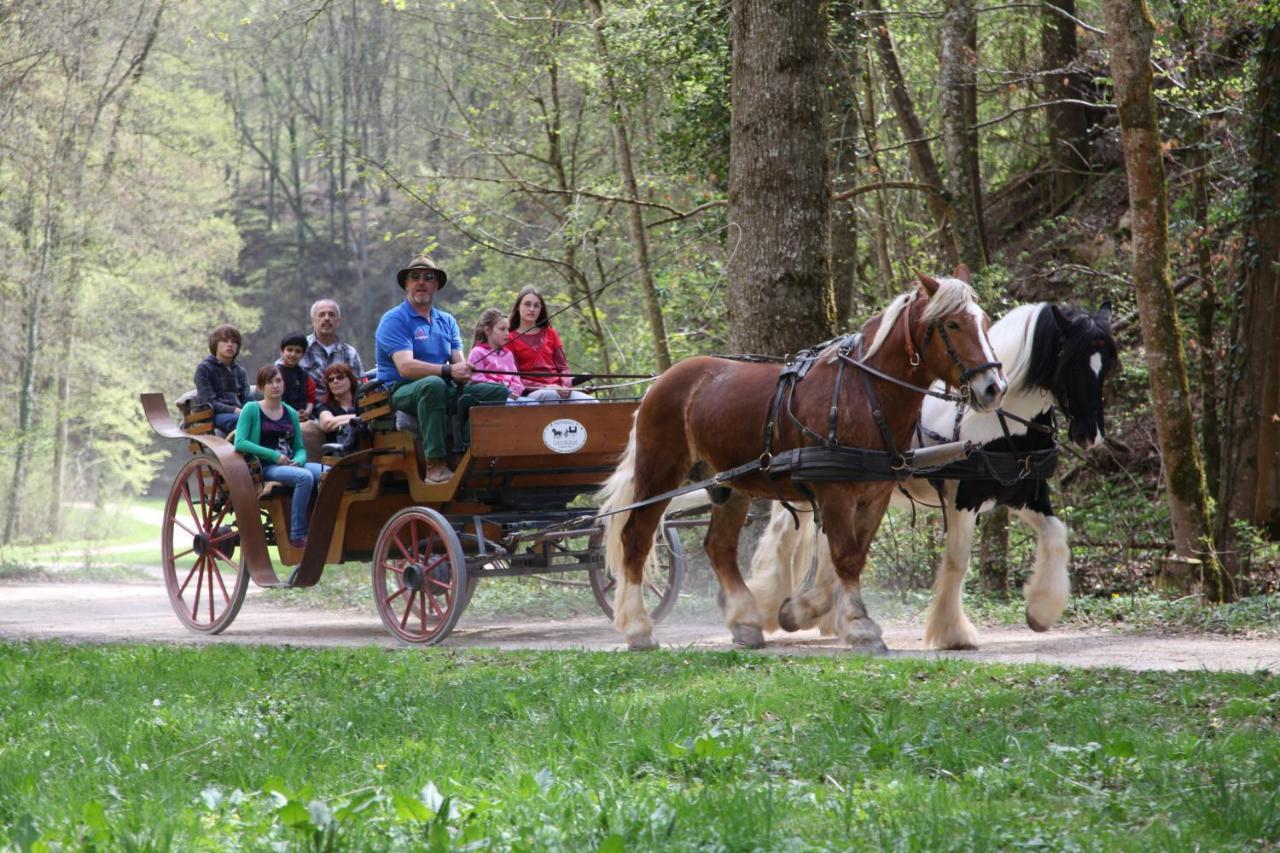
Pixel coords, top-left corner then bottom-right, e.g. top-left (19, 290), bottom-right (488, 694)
top-left (1, 644), bottom-right (1278, 850)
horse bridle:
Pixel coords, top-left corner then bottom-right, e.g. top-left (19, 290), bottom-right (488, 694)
top-left (899, 299), bottom-right (1003, 390)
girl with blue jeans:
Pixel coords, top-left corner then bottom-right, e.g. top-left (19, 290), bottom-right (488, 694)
top-left (234, 364), bottom-right (324, 549)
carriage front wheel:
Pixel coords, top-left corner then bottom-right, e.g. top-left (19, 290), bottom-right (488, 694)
top-left (589, 524), bottom-right (686, 623)
top-left (372, 507), bottom-right (469, 645)
top-left (162, 455), bottom-right (250, 633)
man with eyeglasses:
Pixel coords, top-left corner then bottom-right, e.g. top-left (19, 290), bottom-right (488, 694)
top-left (374, 255), bottom-right (509, 484)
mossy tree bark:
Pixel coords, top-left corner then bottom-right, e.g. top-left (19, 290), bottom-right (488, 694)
top-left (728, 0), bottom-right (835, 354)
top-left (1101, 0), bottom-right (1226, 600)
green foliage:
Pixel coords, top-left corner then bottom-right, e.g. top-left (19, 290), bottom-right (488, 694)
top-left (2, 643), bottom-right (1279, 848)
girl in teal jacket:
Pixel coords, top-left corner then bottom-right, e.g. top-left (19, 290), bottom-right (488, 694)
top-left (235, 364), bottom-right (324, 549)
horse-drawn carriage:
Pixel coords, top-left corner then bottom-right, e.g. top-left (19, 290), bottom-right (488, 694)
top-left (144, 267), bottom-right (1115, 654)
top-left (142, 390), bottom-right (685, 645)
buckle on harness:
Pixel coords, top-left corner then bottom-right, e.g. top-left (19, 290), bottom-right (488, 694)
top-left (759, 451), bottom-right (773, 471)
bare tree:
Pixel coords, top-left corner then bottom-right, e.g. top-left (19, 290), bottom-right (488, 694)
top-left (586, 0), bottom-right (672, 370)
top-left (941, 0), bottom-right (986, 269)
top-left (865, 0), bottom-right (958, 269)
top-left (1041, 0), bottom-right (1091, 209)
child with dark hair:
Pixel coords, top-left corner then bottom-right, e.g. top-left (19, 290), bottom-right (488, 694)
top-left (195, 324), bottom-right (250, 433)
top-left (276, 331), bottom-right (316, 421)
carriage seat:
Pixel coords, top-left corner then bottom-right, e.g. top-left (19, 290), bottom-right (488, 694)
top-left (354, 379), bottom-right (464, 446)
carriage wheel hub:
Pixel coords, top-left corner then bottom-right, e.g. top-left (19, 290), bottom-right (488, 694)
top-left (402, 563), bottom-right (425, 591)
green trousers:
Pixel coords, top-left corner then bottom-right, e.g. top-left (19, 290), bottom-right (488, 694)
top-left (390, 377), bottom-right (509, 459)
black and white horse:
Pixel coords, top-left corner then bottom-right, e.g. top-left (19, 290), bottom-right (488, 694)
top-left (744, 302), bottom-right (1118, 649)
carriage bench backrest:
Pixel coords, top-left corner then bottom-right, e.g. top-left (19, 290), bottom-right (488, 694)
top-left (181, 403), bottom-right (214, 436)
top-left (356, 381), bottom-right (395, 430)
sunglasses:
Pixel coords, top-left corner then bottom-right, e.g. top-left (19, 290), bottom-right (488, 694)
top-left (327, 375), bottom-right (349, 384)
top-left (406, 270), bottom-right (438, 282)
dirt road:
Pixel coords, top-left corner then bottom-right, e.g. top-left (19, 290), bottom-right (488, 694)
top-left (2, 581), bottom-right (1278, 671)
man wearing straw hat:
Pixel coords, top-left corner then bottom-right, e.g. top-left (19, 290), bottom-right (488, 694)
top-left (374, 255), bottom-right (509, 484)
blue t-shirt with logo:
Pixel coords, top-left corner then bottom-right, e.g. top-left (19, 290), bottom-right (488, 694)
top-left (374, 300), bottom-right (464, 384)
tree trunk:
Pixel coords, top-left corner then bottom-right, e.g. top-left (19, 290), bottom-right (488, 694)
top-left (3, 203), bottom-right (55, 545)
top-left (965, 20), bottom-right (988, 258)
top-left (978, 507), bottom-right (1010, 595)
top-left (1101, 0), bottom-right (1226, 599)
top-left (728, 0), bottom-right (834, 354)
top-left (858, 53), bottom-right (895, 298)
top-left (829, 10), bottom-right (862, 329)
top-left (941, 0), bottom-right (986, 271)
top-left (865, 0), bottom-right (958, 269)
top-left (1176, 13), bottom-right (1221, 503)
top-left (1041, 0), bottom-right (1091, 209)
top-left (1219, 22), bottom-right (1280, 548)
top-left (586, 0), bottom-right (672, 370)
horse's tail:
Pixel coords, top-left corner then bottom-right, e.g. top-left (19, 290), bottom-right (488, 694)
top-left (597, 416), bottom-right (640, 577)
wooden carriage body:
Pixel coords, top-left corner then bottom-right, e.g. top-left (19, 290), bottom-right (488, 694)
top-left (143, 392), bottom-right (685, 644)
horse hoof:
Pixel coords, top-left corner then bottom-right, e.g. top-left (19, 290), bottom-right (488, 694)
top-left (777, 598), bottom-right (800, 632)
top-left (939, 641), bottom-right (979, 651)
top-left (1026, 610), bottom-right (1050, 633)
top-left (627, 635), bottom-right (658, 651)
top-left (847, 638), bottom-right (889, 656)
top-left (731, 625), bottom-right (766, 649)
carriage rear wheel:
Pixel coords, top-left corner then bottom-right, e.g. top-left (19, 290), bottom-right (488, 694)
top-left (162, 455), bottom-right (250, 633)
top-left (372, 507), bottom-right (469, 645)
top-left (589, 524), bottom-right (685, 623)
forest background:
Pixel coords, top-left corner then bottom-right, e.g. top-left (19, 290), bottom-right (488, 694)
top-left (1, 0), bottom-right (1277, 600)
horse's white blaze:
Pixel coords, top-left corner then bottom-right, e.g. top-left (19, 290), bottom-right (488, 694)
top-left (1019, 510), bottom-right (1070, 630)
top-left (1090, 352), bottom-right (1103, 377)
top-left (967, 303), bottom-right (1001, 368)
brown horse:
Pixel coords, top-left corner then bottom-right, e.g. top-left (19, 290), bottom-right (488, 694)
top-left (597, 268), bottom-right (1007, 651)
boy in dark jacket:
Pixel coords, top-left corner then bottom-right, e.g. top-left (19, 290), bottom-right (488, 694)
top-left (276, 332), bottom-right (316, 420)
top-left (194, 325), bottom-right (250, 433)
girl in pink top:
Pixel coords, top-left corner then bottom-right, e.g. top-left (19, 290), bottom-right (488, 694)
top-left (468, 308), bottom-right (524, 400)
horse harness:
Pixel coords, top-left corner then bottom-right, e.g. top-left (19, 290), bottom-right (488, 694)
top-left (593, 312), bottom-right (1009, 525)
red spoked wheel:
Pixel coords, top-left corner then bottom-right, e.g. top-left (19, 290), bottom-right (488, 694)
top-left (372, 507), bottom-right (469, 645)
top-left (162, 455), bottom-right (250, 633)
top-left (589, 524), bottom-right (686, 623)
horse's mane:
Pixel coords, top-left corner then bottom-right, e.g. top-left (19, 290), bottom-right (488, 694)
top-left (863, 276), bottom-right (978, 359)
top-left (987, 303), bottom-right (1044, 392)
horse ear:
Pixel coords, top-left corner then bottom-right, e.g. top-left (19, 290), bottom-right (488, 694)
top-left (915, 270), bottom-right (940, 296)
top-left (1051, 304), bottom-right (1071, 334)
top-left (1096, 300), bottom-right (1113, 327)
top-left (951, 263), bottom-right (971, 283)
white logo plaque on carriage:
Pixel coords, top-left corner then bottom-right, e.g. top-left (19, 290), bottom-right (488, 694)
top-left (542, 418), bottom-right (587, 453)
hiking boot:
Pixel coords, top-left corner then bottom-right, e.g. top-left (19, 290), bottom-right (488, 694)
top-left (424, 461), bottom-right (453, 485)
